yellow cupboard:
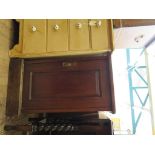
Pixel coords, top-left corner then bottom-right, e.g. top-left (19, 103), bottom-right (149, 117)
top-left (10, 19), bottom-right (114, 58)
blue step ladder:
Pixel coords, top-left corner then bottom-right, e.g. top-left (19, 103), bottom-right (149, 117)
top-left (126, 48), bottom-right (149, 134)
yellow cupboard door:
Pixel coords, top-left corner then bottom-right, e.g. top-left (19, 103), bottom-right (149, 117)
top-left (90, 19), bottom-right (111, 51)
top-left (47, 20), bottom-right (68, 52)
top-left (23, 19), bottom-right (46, 54)
top-left (69, 19), bottom-right (90, 51)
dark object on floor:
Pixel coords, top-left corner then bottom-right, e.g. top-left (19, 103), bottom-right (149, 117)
top-left (4, 112), bottom-right (113, 135)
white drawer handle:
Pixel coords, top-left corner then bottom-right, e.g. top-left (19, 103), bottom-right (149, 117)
top-left (89, 20), bottom-right (102, 27)
top-left (96, 20), bottom-right (102, 27)
top-left (32, 26), bottom-right (37, 32)
top-left (62, 62), bottom-right (77, 67)
top-left (75, 23), bottom-right (82, 29)
top-left (62, 62), bottom-right (73, 67)
top-left (53, 24), bottom-right (60, 31)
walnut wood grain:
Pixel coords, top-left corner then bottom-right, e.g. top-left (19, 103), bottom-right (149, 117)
top-left (22, 54), bottom-right (115, 113)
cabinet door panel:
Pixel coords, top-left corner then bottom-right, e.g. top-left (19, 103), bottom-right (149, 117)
top-left (69, 19), bottom-right (90, 51)
top-left (47, 20), bottom-right (68, 52)
top-left (23, 19), bottom-right (46, 54)
top-left (91, 19), bottom-right (110, 50)
top-left (22, 55), bottom-right (115, 113)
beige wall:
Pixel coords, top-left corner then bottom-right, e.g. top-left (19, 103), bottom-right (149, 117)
top-left (0, 19), bottom-right (13, 134)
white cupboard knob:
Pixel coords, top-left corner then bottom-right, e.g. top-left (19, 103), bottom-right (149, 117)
top-left (96, 20), bottom-right (102, 27)
top-left (53, 24), bottom-right (60, 31)
top-left (75, 23), bottom-right (82, 29)
top-left (32, 26), bottom-right (37, 32)
top-left (89, 20), bottom-right (102, 27)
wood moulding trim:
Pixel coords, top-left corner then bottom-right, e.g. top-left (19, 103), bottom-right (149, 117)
top-left (113, 19), bottom-right (155, 28)
top-left (9, 49), bottom-right (112, 58)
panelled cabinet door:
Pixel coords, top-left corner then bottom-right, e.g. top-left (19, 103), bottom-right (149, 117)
top-left (69, 19), bottom-right (90, 51)
top-left (23, 19), bottom-right (46, 54)
top-left (90, 19), bottom-right (110, 50)
top-left (22, 54), bottom-right (115, 113)
top-left (47, 20), bottom-right (68, 52)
